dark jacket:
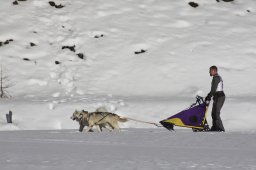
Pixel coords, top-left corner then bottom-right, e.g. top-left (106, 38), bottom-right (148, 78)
top-left (206, 74), bottom-right (225, 101)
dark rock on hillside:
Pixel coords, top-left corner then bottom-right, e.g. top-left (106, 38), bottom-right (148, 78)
top-left (217, 0), bottom-right (234, 2)
top-left (13, 1), bottom-right (18, 5)
top-left (23, 58), bottom-right (30, 61)
top-left (62, 45), bottom-right (76, 52)
top-left (0, 39), bottom-right (14, 47)
top-left (49, 1), bottom-right (65, 9)
top-left (55, 4), bottom-right (64, 9)
top-left (188, 2), bottom-right (199, 8)
top-left (30, 42), bottom-right (36, 47)
top-left (135, 49), bottom-right (147, 54)
top-left (13, 0), bottom-right (26, 5)
top-left (55, 61), bottom-right (61, 65)
top-left (94, 34), bottom-right (104, 38)
top-left (49, 1), bottom-right (56, 6)
top-left (77, 53), bottom-right (85, 59)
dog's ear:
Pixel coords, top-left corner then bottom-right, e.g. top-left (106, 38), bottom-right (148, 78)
top-left (82, 110), bottom-right (88, 113)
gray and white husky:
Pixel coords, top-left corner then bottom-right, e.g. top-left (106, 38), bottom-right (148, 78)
top-left (71, 110), bottom-right (128, 132)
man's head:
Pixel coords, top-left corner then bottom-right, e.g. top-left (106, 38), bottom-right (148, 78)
top-left (209, 65), bottom-right (218, 76)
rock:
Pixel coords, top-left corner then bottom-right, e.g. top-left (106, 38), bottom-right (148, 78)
top-left (55, 4), bottom-right (64, 8)
top-left (188, 2), bottom-right (199, 8)
top-left (49, 1), bottom-right (55, 6)
top-left (135, 49), bottom-right (147, 54)
top-left (13, 1), bottom-right (18, 5)
top-left (49, 1), bottom-right (64, 8)
top-left (94, 34), bottom-right (104, 38)
top-left (4, 41), bottom-right (9, 45)
top-left (0, 39), bottom-right (14, 47)
top-left (62, 45), bottom-right (76, 52)
top-left (77, 53), bottom-right (84, 59)
top-left (55, 61), bottom-right (61, 65)
top-left (23, 58), bottom-right (30, 61)
top-left (30, 42), bottom-right (36, 47)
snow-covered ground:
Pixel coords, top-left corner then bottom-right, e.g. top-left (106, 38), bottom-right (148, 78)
top-left (1, 1), bottom-right (256, 169)
top-left (0, 0), bottom-right (256, 131)
top-left (0, 129), bottom-right (256, 170)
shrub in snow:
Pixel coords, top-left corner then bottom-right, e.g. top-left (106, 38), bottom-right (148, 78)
top-left (0, 66), bottom-right (13, 98)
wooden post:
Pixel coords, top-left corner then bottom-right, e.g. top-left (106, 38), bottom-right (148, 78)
top-left (6, 110), bottom-right (12, 123)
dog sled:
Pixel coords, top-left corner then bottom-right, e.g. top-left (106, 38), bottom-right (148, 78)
top-left (159, 96), bottom-right (210, 132)
top-left (71, 96), bottom-right (210, 132)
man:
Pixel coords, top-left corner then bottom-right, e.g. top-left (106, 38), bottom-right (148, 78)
top-left (205, 66), bottom-right (225, 132)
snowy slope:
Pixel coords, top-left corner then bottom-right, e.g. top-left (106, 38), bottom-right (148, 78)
top-left (0, 0), bottom-right (256, 131)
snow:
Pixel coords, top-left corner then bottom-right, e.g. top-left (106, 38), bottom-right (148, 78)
top-left (0, 0), bottom-right (256, 168)
top-left (0, 129), bottom-right (256, 170)
top-left (0, 0), bottom-right (256, 131)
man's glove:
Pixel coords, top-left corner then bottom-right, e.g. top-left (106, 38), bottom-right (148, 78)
top-left (205, 94), bottom-right (211, 102)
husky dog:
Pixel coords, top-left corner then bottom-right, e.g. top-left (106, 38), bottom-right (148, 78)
top-left (71, 110), bottom-right (128, 132)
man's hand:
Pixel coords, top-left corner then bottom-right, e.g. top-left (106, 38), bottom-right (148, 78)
top-left (205, 94), bottom-right (211, 102)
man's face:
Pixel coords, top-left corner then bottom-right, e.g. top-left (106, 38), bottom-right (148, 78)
top-left (209, 69), bottom-right (217, 76)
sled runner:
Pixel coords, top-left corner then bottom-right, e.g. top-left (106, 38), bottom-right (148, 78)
top-left (160, 96), bottom-right (210, 132)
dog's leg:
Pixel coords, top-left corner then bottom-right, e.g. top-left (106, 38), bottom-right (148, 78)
top-left (79, 124), bottom-right (85, 132)
top-left (113, 122), bottom-right (121, 132)
top-left (105, 124), bottom-right (114, 132)
top-left (115, 125), bottom-right (121, 132)
top-left (86, 125), bottom-right (93, 132)
top-left (96, 125), bottom-right (102, 132)
top-left (106, 123), bottom-right (115, 132)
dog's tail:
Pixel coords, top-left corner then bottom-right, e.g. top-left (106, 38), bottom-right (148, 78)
top-left (118, 116), bottom-right (129, 122)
